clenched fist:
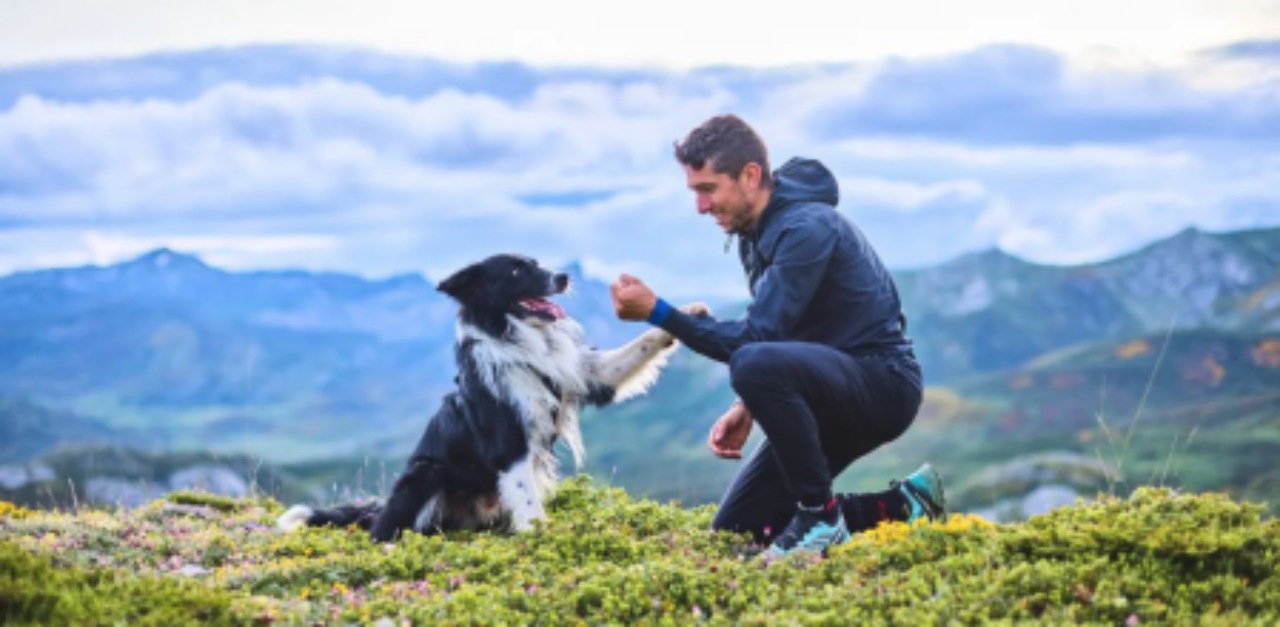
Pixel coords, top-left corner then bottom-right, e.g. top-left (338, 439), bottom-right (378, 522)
top-left (610, 273), bottom-right (658, 321)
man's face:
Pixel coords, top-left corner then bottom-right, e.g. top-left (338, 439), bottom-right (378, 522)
top-left (684, 162), bottom-right (761, 235)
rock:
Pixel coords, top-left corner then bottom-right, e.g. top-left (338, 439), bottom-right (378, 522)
top-left (84, 477), bottom-right (161, 508)
top-left (161, 503), bottom-right (217, 518)
top-left (177, 564), bottom-right (211, 577)
top-left (969, 484), bottom-right (1085, 522)
top-left (1021, 484), bottom-right (1082, 517)
top-left (955, 450), bottom-right (1114, 504)
top-left (0, 464), bottom-right (56, 490)
top-left (168, 465), bottom-right (248, 497)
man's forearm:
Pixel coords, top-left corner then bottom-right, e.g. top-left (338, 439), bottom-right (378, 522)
top-left (648, 303), bottom-right (761, 364)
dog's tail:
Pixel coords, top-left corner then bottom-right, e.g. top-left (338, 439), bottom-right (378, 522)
top-left (277, 502), bottom-right (383, 532)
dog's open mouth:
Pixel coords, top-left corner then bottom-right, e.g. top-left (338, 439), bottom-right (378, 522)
top-left (518, 297), bottom-right (565, 321)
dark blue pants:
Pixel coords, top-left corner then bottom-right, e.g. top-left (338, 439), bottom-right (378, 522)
top-left (712, 341), bottom-right (923, 542)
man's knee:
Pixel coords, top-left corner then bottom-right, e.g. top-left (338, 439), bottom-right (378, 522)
top-left (710, 508), bottom-right (756, 541)
top-left (729, 343), bottom-right (783, 392)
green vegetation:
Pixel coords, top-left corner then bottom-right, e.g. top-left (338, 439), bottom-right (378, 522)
top-left (3, 477), bottom-right (1277, 625)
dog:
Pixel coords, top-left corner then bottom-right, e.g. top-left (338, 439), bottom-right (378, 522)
top-left (277, 253), bottom-right (703, 541)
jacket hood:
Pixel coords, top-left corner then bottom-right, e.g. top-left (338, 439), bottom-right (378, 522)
top-left (768, 157), bottom-right (839, 209)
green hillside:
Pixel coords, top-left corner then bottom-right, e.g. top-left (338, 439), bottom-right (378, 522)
top-left (884, 329), bottom-right (1280, 516)
top-left (4, 226), bottom-right (1279, 520)
top-left (564, 328), bottom-right (1280, 517)
top-left (5, 329), bottom-right (1276, 521)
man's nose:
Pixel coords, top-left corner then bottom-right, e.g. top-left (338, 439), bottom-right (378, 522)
top-left (696, 196), bottom-right (712, 214)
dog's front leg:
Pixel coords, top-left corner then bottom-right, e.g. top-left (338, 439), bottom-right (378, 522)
top-left (499, 456), bottom-right (546, 532)
top-left (587, 302), bottom-right (708, 402)
top-left (587, 330), bottom-right (677, 403)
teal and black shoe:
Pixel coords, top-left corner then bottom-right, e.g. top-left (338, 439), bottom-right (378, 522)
top-left (761, 506), bottom-right (850, 561)
top-left (893, 463), bottom-right (947, 523)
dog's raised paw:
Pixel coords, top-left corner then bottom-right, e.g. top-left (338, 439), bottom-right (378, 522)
top-left (679, 302), bottom-right (712, 317)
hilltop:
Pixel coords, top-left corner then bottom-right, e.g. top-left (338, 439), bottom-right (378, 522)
top-left (2, 477), bottom-right (1278, 625)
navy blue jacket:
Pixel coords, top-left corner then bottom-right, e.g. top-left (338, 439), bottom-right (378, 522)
top-left (658, 157), bottom-right (911, 363)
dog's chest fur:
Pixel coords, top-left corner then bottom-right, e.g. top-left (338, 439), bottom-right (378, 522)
top-left (459, 316), bottom-right (590, 498)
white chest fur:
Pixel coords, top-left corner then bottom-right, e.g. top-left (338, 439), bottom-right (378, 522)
top-left (457, 317), bottom-right (589, 498)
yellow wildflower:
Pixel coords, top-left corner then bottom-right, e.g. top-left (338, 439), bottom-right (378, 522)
top-left (0, 501), bottom-right (32, 519)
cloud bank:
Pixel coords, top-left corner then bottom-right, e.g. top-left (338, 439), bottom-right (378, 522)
top-left (1, 44), bottom-right (1277, 299)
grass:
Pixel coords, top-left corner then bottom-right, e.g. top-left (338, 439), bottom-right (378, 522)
top-left (3, 477), bottom-right (1278, 625)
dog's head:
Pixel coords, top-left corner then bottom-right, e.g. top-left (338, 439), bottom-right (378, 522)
top-left (437, 254), bottom-right (570, 323)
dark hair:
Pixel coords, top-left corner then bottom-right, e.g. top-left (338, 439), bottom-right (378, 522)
top-left (673, 114), bottom-right (772, 188)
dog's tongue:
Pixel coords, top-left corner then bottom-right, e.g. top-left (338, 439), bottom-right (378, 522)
top-left (520, 297), bottom-right (565, 320)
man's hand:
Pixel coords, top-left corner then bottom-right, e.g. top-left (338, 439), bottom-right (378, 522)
top-left (708, 401), bottom-right (753, 459)
top-left (611, 273), bottom-right (658, 321)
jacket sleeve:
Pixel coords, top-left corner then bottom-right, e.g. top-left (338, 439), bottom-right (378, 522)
top-left (658, 216), bottom-right (837, 363)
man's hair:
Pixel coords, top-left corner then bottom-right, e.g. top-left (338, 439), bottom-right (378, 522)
top-left (673, 114), bottom-right (772, 188)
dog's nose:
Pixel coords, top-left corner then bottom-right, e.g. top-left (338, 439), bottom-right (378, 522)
top-left (554, 273), bottom-right (569, 291)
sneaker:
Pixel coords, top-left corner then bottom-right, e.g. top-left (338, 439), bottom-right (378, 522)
top-left (892, 463), bottom-right (947, 523)
top-left (760, 505), bottom-right (850, 561)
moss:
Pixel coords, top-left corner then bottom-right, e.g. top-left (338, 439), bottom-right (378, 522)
top-left (166, 490), bottom-right (265, 513)
top-left (1, 478), bottom-right (1277, 625)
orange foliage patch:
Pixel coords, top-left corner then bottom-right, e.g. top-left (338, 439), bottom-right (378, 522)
top-left (1252, 338), bottom-right (1280, 368)
top-left (1183, 355), bottom-right (1226, 387)
top-left (1114, 339), bottom-right (1152, 359)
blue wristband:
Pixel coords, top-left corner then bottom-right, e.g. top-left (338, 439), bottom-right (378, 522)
top-left (646, 298), bottom-right (673, 325)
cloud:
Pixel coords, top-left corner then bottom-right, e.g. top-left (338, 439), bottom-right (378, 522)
top-left (806, 44), bottom-right (1280, 144)
top-left (0, 45), bottom-right (1278, 299)
top-left (841, 177), bottom-right (990, 213)
top-left (1210, 38), bottom-right (1280, 60)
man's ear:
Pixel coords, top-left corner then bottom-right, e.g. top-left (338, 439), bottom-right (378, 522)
top-left (437, 263), bottom-right (482, 300)
top-left (740, 162), bottom-right (763, 190)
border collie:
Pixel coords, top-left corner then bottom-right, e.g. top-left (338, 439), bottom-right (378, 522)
top-left (277, 254), bottom-right (699, 541)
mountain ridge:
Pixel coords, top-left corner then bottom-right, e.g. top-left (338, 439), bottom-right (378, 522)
top-left (2, 224), bottom-right (1278, 512)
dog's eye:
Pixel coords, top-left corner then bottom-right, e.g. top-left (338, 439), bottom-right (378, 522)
top-left (511, 268), bottom-right (521, 277)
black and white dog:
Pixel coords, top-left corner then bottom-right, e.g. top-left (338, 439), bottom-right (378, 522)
top-left (278, 254), bottom-right (700, 541)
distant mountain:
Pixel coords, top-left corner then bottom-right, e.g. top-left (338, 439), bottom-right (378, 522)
top-left (897, 226), bottom-right (1280, 381)
top-left (0, 248), bottom-right (448, 341)
top-left (0, 249), bottom-right (680, 462)
top-left (0, 394), bottom-right (161, 463)
top-left (2, 226), bottom-right (1278, 514)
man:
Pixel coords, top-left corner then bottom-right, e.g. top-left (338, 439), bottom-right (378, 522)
top-left (610, 114), bottom-right (945, 560)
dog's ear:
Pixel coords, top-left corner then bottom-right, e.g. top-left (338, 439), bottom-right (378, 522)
top-left (437, 263), bottom-right (483, 300)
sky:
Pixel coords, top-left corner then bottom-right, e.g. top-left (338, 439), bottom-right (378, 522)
top-left (1, 1), bottom-right (1278, 299)
top-left (4, 0), bottom-right (1280, 69)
